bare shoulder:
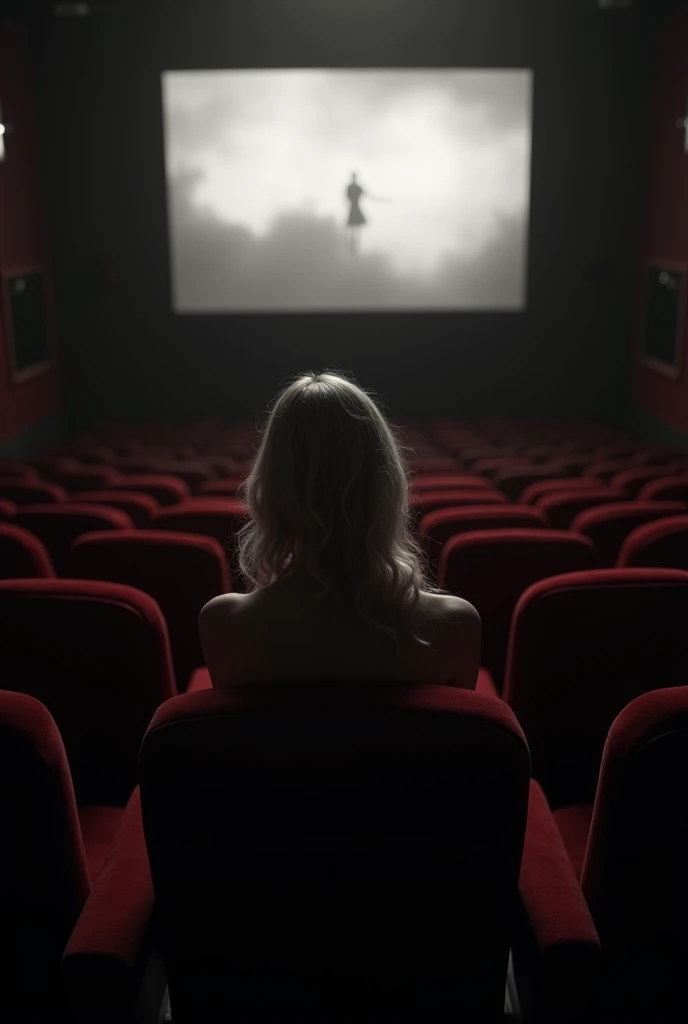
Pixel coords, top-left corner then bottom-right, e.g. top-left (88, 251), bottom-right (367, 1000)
top-left (198, 592), bottom-right (253, 630)
top-left (418, 590), bottom-right (481, 630)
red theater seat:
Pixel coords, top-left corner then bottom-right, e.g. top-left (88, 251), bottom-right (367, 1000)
top-left (0, 461), bottom-right (38, 480)
top-left (0, 524), bottom-right (56, 578)
top-left (104, 474), bottom-right (189, 506)
top-left (610, 465), bottom-right (683, 498)
top-left (70, 490), bottom-right (160, 527)
top-left (536, 488), bottom-right (626, 529)
top-left (52, 466), bottom-right (123, 494)
top-left (640, 474), bottom-right (688, 503)
top-left (552, 688), bottom-right (688, 1021)
top-left (198, 477), bottom-right (245, 497)
top-left (111, 460), bottom-right (216, 491)
top-left (151, 497), bottom-right (249, 548)
top-left (618, 514), bottom-right (688, 569)
top-left (0, 479), bottom-right (68, 505)
top-left (14, 504), bottom-right (132, 575)
top-left (411, 473), bottom-right (494, 492)
top-left (68, 530), bottom-right (231, 690)
top-left (503, 569), bottom-right (688, 809)
top-left (419, 504), bottom-right (548, 572)
top-left (0, 498), bottom-right (17, 519)
top-left (139, 684), bottom-right (591, 1021)
top-left (0, 579), bottom-right (175, 806)
top-left (493, 466), bottom-right (574, 502)
top-left (439, 529), bottom-right (597, 688)
top-left (519, 477), bottom-right (602, 505)
top-left (571, 501), bottom-right (687, 566)
top-left (409, 489), bottom-right (508, 520)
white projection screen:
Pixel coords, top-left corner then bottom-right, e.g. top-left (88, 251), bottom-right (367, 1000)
top-left (162, 69), bottom-right (533, 313)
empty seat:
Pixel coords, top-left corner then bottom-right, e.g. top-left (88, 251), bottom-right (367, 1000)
top-left (520, 477), bottom-right (602, 505)
top-left (151, 498), bottom-right (249, 549)
top-left (571, 502), bottom-right (686, 566)
top-left (411, 474), bottom-right (494, 492)
top-left (0, 579), bottom-right (176, 806)
top-left (469, 458), bottom-right (532, 478)
top-left (493, 466), bottom-right (573, 502)
top-left (70, 490), bottom-right (160, 527)
top-left (640, 474), bottom-right (688, 503)
top-left (503, 569), bottom-right (688, 809)
top-left (52, 466), bottom-right (123, 494)
top-left (0, 524), bottom-right (55, 578)
top-left (439, 529), bottom-right (597, 688)
top-left (0, 480), bottom-right (68, 505)
top-left (13, 505), bottom-right (132, 575)
top-left (0, 499), bottom-right (17, 520)
top-left (0, 690), bottom-right (92, 1018)
top-left (68, 531), bottom-right (231, 689)
top-left (112, 460), bottom-right (216, 490)
top-left (0, 461), bottom-right (38, 481)
top-left (197, 477), bottom-right (245, 498)
top-left (104, 474), bottom-right (189, 506)
top-left (610, 465), bottom-right (683, 498)
top-left (536, 488), bottom-right (626, 529)
top-left (141, 685), bottom-right (532, 1021)
top-left (419, 504), bottom-right (548, 572)
top-left (553, 687), bottom-right (688, 1021)
top-left (618, 514), bottom-right (688, 569)
top-left (410, 489), bottom-right (508, 521)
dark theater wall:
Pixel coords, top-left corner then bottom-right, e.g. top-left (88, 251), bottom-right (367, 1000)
top-left (41, 0), bottom-right (654, 429)
top-left (0, 18), bottom-right (61, 454)
top-left (632, 7), bottom-right (688, 445)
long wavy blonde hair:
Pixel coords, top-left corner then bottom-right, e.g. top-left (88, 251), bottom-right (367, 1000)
top-left (238, 372), bottom-right (436, 644)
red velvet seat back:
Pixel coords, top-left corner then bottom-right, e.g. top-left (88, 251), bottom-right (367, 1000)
top-left (105, 474), bottom-right (189, 505)
top-left (52, 466), bottom-right (123, 494)
top-left (0, 580), bottom-right (175, 805)
top-left (519, 477), bottom-right (602, 505)
top-left (572, 501), bottom-right (686, 566)
top-left (141, 685), bottom-right (530, 1023)
top-left (0, 691), bottom-right (91, 1018)
top-left (70, 490), bottom-right (160, 527)
top-left (68, 530), bottom-right (230, 690)
top-left (409, 489), bottom-right (507, 523)
top-left (419, 504), bottom-right (548, 573)
top-left (151, 498), bottom-right (249, 548)
top-left (0, 479), bottom-right (68, 505)
top-left (411, 474), bottom-right (494, 492)
top-left (536, 489), bottom-right (626, 529)
top-left (493, 465), bottom-right (572, 502)
top-left (581, 688), bottom-right (688, 1020)
top-left (0, 524), bottom-right (55, 579)
top-left (504, 569), bottom-right (688, 808)
top-left (640, 474), bottom-right (688, 503)
top-left (13, 504), bottom-right (133, 575)
top-left (0, 499), bottom-right (17, 520)
top-left (618, 514), bottom-right (688, 569)
top-left (439, 529), bottom-right (597, 688)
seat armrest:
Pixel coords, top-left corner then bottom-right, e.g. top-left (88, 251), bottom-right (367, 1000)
top-left (62, 788), bottom-right (165, 1021)
top-left (513, 779), bottom-right (601, 1023)
top-left (187, 666), bottom-right (212, 692)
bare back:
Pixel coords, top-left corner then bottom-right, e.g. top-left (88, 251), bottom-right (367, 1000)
top-left (199, 577), bottom-right (481, 689)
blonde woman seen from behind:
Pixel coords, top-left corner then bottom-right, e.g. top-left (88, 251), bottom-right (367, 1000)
top-left (199, 373), bottom-right (480, 688)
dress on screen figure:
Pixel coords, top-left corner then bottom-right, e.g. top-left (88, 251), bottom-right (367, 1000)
top-left (345, 172), bottom-right (388, 254)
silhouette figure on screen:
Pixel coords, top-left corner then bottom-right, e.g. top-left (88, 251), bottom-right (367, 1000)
top-left (345, 172), bottom-right (389, 254)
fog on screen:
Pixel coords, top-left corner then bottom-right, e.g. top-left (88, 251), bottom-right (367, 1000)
top-left (162, 69), bottom-right (533, 312)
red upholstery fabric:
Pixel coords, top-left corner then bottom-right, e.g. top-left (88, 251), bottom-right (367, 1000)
top-left (439, 529), bottom-right (597, 688)
top-left (519, 477), bottom-right (602, 505)
top-left (585, 459), bottom-right (641, 482)
top-left (0, 461), bottom-right (38, 480)
top-left (14, 504), bottom-right (132, 575)
top-left (187, 666), bottom-right (212, 692)
top-left (640, 474), bottom-right (688, 502)
top-left (571, 501), bottom-right (686, 566)
top-left (111, 459), bottom-right (215, 491)
top-left (610, 465), bottom-right (683, 498)
top-left (0, 579), bottom-right (176, 805)
top-left (536, 488), bottom-right (626, 529)
top-left (0, 523), bottom-right (56, 579)
top-left (68, 530), bottom-right (230, 690)
top-left (579, 688), bottom-right (688, 1020)
top-left (78, 805), bottom-right (125, 882)
top-left (0, 479), bottom-right (68, 505)
top-left (0, 690), bottom-right (91, 1018)
top-left (0, 498), bottom-right (17, 519)
top-left (70, 490), bottom-right (160, 527)
top-left (552, 804), bottom-right (593, 880)
top-left (419, 504), bottom-right (548, 572)
top-left (618, 514), bottom-right (688, 569)
top-left (151, 497), bottom-right (249, 547)
top-left (52, 467), bottom-right (123, 494)
top-left (198, 477), bottom-right (245, 497)
top-left (504, 569), bottom-right (688, 808)
top-left (475, 668), bottom-right (500, 699)
top-left (493, 465), bottom-right (575, 502)
top-left (469, 457), bottom-right (531, 477)
top-left (141, 685), bottom-right (530, 1021)
top-left (63, 788), bottom-right (160, 1020)
top-left (411, 474), bottom-right (494, 492)
top-left (514, 782), bottom-right (600, 1022)
top-left (409, 489), bottom-right (508, 521)
top-left (105, 474), bottom-right (189, 506)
